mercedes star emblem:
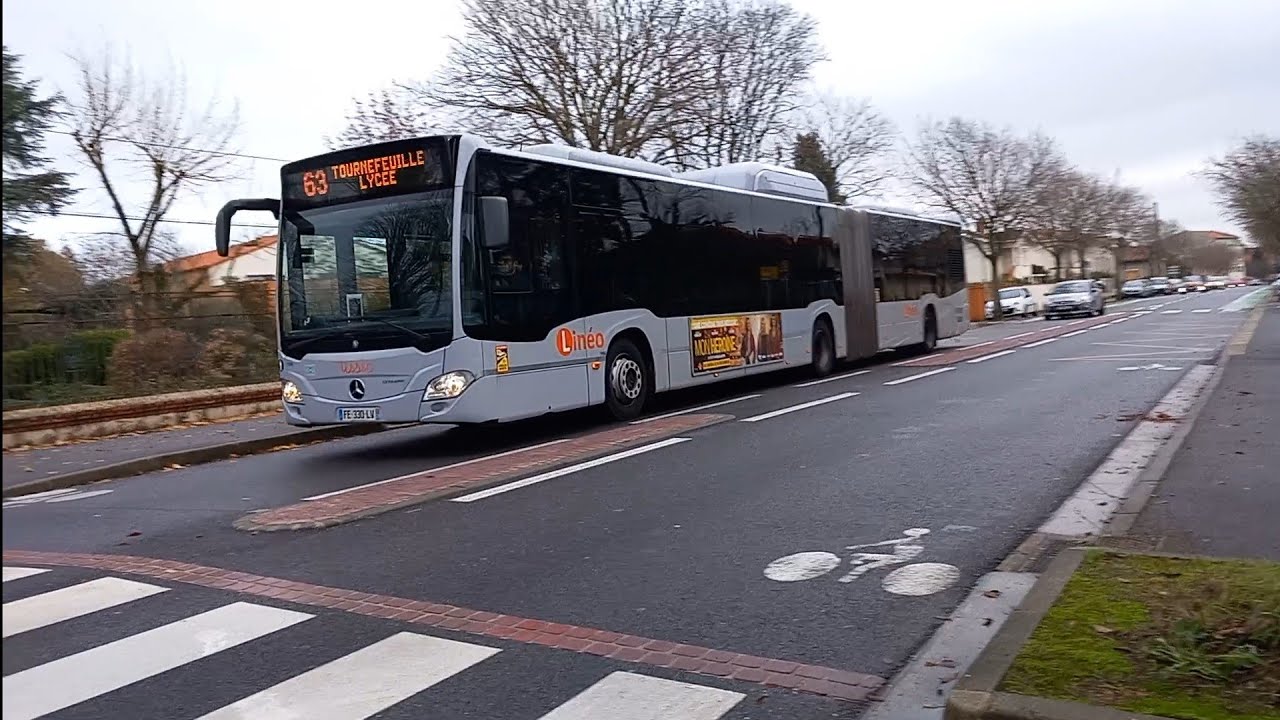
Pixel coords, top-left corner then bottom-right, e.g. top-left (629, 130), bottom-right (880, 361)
top-left (349, 379), bottom-right (366, 400)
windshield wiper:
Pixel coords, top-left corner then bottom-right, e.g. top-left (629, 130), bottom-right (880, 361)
top-left (346, 315), bottom-right (434, 343)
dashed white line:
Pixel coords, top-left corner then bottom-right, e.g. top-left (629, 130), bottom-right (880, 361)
top-left (793, 370), bottom-right (871, 388)
top-left (1161, 309), bottom-right (1182, 315)
top-left (1061, 329), bottom-right (1089, 338)
top-left (1134, 311), bottom-right (1152, 317)
top-left (1191, 308), bottom-right (1212, 314)
top-left (1021, 337), bottom-right (1058, 349)
top-left (630, 395), bottom-right (761, 423)
top-left (1003, 332), bottom-right (1035, 340)
top-left (966, 349), bottom-right (1016, 364)
top-left (884, 367), bottom-right (955, 386)
top-left (1066, 319), bottom-right (1088, 326)
top-left (449, 437), bottom-right (693, 502)
top-left (739, 392), bottom-right (859, 423)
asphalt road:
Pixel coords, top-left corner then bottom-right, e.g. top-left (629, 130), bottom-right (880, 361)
top-left (3, 286), bottom-right (1263, 719)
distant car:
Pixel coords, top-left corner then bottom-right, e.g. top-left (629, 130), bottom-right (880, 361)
top-left (985, 286), bottom-right (1039, 318)
top-left (1183, 275), bottom-right (1208, 292)
top-left (1247, 277), bottom-right (1263, 286)
top-left (1044, 280), bottom-right (1105, 319)
top-left (1205, 276), bottom-right (1228, 290)
top-left (1121, 279), bottom-right (1154, 298)
top-left (1148, 277), bottom-right (1172, 294)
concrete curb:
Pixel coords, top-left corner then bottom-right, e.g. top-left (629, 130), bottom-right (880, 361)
top-left (945, 548), bottom-right (1172, 720)
top-left (1, 423), bottom-right (396, 499)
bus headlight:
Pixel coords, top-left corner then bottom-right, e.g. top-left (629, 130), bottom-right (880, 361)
top-left (424, 370), bottom-right (474, 400)
top-left (281, 381), bottom-right (303, 404)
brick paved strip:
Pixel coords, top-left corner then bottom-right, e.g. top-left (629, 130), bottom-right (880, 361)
top-left (235, 413), bottom-right (730, 532)
top-left (899, 312), bottom-right (1130, 367)
top-left (3, 549), bottom-right (883, 703)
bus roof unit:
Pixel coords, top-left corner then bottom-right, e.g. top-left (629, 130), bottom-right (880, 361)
top-left (523, 144), bottom-right (674, 177)
top-left (675, 162), bottom-right (830, 203)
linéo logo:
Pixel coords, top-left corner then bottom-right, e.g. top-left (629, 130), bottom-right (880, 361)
top-left (555, 327), bottom-right (606, 356)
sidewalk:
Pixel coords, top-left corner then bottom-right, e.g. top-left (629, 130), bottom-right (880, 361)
top-left (2, 413), bottom-right (392, 494)
top-left (1121, 300), bottom-right (1279, 560)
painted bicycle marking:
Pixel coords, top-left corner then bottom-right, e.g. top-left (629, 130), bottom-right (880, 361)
top-left (763, 527), bottom-right (962, 597)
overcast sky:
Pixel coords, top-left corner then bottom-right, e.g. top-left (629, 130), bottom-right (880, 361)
top-left (4, 0), bottom-right (1278, 256)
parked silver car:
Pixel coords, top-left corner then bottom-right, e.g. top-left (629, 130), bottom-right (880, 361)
top-left (1044, 280), bottom-right (1105, 319)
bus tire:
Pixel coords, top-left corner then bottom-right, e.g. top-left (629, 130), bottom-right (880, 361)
top-left (811, 319), bottom-right (835, 377)
top-left (604, 337), bottom-right (650, 422)
top-left (920, 307), bottom-right (938, 353)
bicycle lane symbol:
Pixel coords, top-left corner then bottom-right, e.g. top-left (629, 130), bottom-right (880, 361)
top-left (762, 528), bottom-right (963, 597)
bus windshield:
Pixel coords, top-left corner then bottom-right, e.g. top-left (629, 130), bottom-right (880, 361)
top-left (278, 190), bottom-right (454, 358)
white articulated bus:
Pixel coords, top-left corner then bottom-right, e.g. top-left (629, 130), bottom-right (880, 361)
top-left (214, 134), bottom-right (968, 425)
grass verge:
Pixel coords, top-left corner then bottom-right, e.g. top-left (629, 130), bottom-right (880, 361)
top-left (1001, 550), bottom-right (1279, 720)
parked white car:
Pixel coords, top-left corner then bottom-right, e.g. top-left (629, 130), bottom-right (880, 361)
top-left (985, 286), bottom-right (1039, 318)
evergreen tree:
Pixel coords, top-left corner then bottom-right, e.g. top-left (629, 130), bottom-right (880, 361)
top-left (3, 46), bottom-right (76, 261)
top-left (791, 131), bottom-right (845, 204)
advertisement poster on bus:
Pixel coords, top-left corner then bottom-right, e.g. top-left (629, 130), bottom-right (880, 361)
top-left (690, 313), bottom-right (784, 375)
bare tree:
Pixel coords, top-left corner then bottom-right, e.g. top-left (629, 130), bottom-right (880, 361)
top-left (904, 117), bottom-right (1065, 319)
top-left (350, 0), bottom-right (821, 167)
top-left (329, 86), bottom-right (444, 149)
top-left (66, 48), bottom-right (242, 307)
top-left (782, 94), bottom-right (896, 201)
top-left (1028, 170), bottom-right (1110, 280)
top-left (406, 0), bottom-right (717, 157)
top-left (666, 0), bottom-right (825, 168)
top-left (1097, 181), bottom-right (1153, 290)
top-left (1203, 135), bottom-right (1280, 254)
top-left (1189, 242), bottom-right (1237, 275)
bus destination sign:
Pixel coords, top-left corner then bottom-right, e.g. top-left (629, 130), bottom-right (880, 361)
top-left (283, 142), bottom-right (447, 207)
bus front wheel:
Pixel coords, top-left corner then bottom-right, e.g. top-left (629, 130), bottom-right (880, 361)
top-left (605, 337), bottom-right (651, 421)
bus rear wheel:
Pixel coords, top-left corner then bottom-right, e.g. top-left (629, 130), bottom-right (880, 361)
top-left (605, 337), bottom-right (650, 422)
top-left (811, 320), bottom-right (835, 377)
top-left (920, 309), bottom-right (938, 353)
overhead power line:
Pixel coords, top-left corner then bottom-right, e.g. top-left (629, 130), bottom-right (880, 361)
top-left (48, 129), bottom-right (290, 163)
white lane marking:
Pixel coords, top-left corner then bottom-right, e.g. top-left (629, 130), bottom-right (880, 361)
top-left (450, 437), bottom-right (692, 503)
top-left (3, 577), bottom-right (168, 638)
top-left (631, 395), bottom-right (761, 423)
top-left (1066, 319), bottom-right (1088, 326)
top-left (1060, 329), bottom-right (1089, 338)
top-left (196, 632), bottom-right (499, 720)
top-left (303, 438), bottom-right (572, 500)
top-left (1134, 311), bottom-right (1152, 317)
top-left (3, 567), bottom-right (49, 583)
top-left (1192, 308), bottom-right (1212, 313)
top-left (884, 367), bottom-right (955, 386)
top-left (966, 349), bottom-right (1015, 364)
top-left (881, 563), bottom-right (962, 597)
top-left (763, 552), bottom-right (842, 582)
top-left (1038, 364), bottom-right (1217, 538)
top-left (1109, 316), bottom-right (1131, 323)
top-left (739, 392), bottom-right (858, 422)
top-left (537, 671), bottom-right (744, 720)
top-left (46, 489), bottom-right (115, 503)
top-left (1161, 309), bottom-right (1182, 314)
top-left (893, 342), bottom-right (989, 366)
top-left (1021, 337), bottom-right (1058, 349)
top-left (862, 572), bottom-right (1037, 720)
top-left (2, 602), bottom-right (312, 720)
top-left (1004, 332), bottom-right (1035, 340)
top-left (794, 369), bottom-right (871, 387)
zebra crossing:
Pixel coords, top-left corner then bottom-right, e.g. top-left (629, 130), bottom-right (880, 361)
top-left (3, 566), bottom-right (749, 720)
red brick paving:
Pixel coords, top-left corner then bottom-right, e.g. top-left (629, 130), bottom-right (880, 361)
top-left (897, 312), bottom-right (1131, 367)
top-left (3, 549), bottom-right (883, 703)
top-left (236, 413), bottom-right (729, 532)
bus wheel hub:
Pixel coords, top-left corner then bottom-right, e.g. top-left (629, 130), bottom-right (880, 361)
top-left (612, 358), bottom-right (643, 401)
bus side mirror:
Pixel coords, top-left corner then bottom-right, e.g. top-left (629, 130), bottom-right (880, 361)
top-left (479, 196), bottom-right (510, 249)
top-left (216, 198), bottom-right (280, 257)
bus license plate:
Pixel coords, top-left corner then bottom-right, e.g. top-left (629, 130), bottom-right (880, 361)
top-left (337, 407), bottom-right (380, 422)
